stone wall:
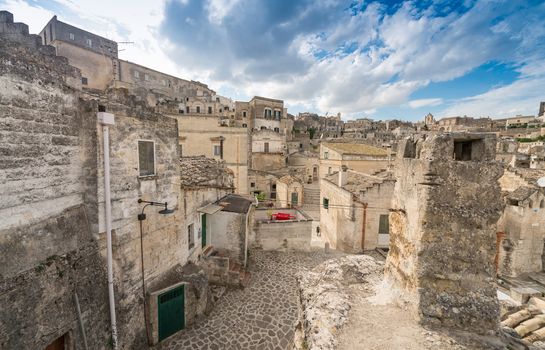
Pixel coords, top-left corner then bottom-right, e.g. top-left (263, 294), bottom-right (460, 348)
top-left (0, 23), bottom-right (111, 348)
top-left (385, 134), bottom-right (504, 333)
top-left (252, 153), bottom-right (286, 172)
top-left (208, 211), bottom-right (246, 263)
top-left (0, 14), bottom-right (209, 348)
top-left (252, 209), bottom-right (312, 251)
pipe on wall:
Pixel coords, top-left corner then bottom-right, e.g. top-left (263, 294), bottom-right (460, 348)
top-left (98, 111), bottom-right (119, 349)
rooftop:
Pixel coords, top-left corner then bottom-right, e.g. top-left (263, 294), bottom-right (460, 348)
top-left (507, 186), bottom-right (538, 202)
top-left (323, 143), bottom-right (389, 157)
top-left (215, 194), bottom-right (253, 214)
top-left (180, 156), bottom-right (234, 188)
top-left (325, 169), bottom-right (394, 194)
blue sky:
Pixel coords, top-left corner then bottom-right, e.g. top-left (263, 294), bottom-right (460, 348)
top-left (3, 0), bottom-right (545, 121)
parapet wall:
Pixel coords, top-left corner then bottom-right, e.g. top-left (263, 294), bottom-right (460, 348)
top-left (385, 133), bottom-right (504, 333)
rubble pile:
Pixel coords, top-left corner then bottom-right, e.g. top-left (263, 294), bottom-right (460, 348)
top-left (502, 297), bottom-right (545, 347)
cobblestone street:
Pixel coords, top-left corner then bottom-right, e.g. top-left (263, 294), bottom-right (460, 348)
top-left (159, 249), bottom-right (343, 350)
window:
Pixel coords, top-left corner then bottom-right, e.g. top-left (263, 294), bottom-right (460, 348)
top-left (81, 77), bottom-right (88, 85)
top-left (379, 215), bottom-right (389, 234)
top-left (69, 33), bottom-right (75, 40)
top-left (179, 109), bottom-right (184, 114)
top-left (328, 167), bottom-right (332, 175)
top-left (323, 198), bottom-right (329, 209)
top-left (251, 182), bottom-right (255, 188)
top-left (138, 140), bottom-right (155, 177)
top-left (225, 107), bottom-right (229, 112)
top-left (134, 70), bottom-right (140, 79)
top-left (219, 108), bottom-right (222, 113)
top-left (541, 199), bottom-right (545, 209)
top-left (213, 145), bottom-right (221, 156)
top-left (144, 74), bottom-right (149, 81)
top-left (208, 106), bottom-right (212, 114)
top-left (264, 142), bottom-right (269, 153)
top-left (186, 106), bottom-right (190, 113)
top-left (86, 38), bottom-right (92, 47)
top-left (196, 106), bottom-right (201, 113)
top-left (274, 127), bottom-right (279, 132)
top-left (272, 184), bottom-right (276, 190)
top-left (242, 123), bottom-right (247, 128)
top-left (243, 111), bottom-right (247, 118)
top-left (261, 126), bottom-right (267, 130)
top-left (188, 224), bottom-right (194, 249)
top-left (270, 192), bottom-right (276, 199)
top-left (324, 151), bottom-right (329, 159)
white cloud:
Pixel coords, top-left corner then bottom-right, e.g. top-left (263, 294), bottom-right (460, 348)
top-left (1, 0), bottom-right (53, 33)
top-left (408, 98), bottom-right (443, 109)
top-left (2, 0), bottom-right (545, 120)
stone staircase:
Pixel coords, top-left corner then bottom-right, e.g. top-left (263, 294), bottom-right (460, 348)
top-left (202, 246), bottom-right (251, 288)
top-left (302, 186), bottom-right (321, 220)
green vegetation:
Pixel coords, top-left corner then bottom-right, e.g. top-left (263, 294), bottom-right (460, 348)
top-left (516, 135), bottom-right (545, 143)
top-left (308, 127), bottom-right (317, 139)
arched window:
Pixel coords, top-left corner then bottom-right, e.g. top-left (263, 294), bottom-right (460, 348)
top-left (540, 199), bottom-right (545, 208)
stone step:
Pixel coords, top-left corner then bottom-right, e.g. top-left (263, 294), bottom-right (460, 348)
top-left (240, 271), bottom-right (251, 288)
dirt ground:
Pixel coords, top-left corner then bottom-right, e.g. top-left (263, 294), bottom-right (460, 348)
top-left (336, 280), bottom-right (504, 350)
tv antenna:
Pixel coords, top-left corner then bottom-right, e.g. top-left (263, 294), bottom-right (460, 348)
top-left (117, 41), bottom-right (134, 52)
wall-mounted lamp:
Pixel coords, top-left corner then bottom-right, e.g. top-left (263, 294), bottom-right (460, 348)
top-left (137, 199), bottom-right (175, 221)
top-left (137, 198), bottom-right (175, 345)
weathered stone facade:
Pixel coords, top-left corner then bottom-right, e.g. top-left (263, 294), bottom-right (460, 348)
top-left (497, 167), bottom-right (545, 277)
top-left (0, 15), bottom-right (110, 348)
top-left (320, 168), bottom-right (394, 253)
top-left (385, 133), bottom-right (504, 333)
top-left (0, 12), bottom-right (216, 348)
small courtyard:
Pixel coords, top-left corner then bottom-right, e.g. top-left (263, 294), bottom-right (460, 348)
top-left (158, 249), bottom-right (344, 350)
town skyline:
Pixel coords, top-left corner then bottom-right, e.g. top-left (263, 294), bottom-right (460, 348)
top-left (2, 0), bottom-right (545, 121)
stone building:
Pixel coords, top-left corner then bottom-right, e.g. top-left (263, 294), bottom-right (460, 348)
top-left (0, 12), bottom-right (222, 348)
top-left (319, 142), bottom-right (391, 179)
top-left (287, 152), bottom-right (319, 184)
top-left (385, 133), bottom-right (504, 333)
top-left (177, 115), bottom-right (249, 194)
top-left (179, 156), bottom-right (235, 257)
top-left (497, 167), bottom-right (545, 277)
top-left (251, 128), bottom-right (287, 171)
top-left (320, 167), bottom-right (395, 253)
top-left (38, 15), bottom-right (234, 115)
top-left (276, 175), bottom-right (304, 208)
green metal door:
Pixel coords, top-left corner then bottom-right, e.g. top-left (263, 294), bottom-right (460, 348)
top-left (201, 214), bottom-right (207, 248)
top-left (158, 285), bottom-right (185, 341)
top-left (291, 192), bottom-right (298, 206)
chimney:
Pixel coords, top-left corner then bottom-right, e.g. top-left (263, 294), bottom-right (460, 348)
top-left (338, 165), bottom-right (348, 187)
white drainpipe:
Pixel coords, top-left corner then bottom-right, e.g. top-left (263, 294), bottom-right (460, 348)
top-left (98, 112), bottom-right (119, 349)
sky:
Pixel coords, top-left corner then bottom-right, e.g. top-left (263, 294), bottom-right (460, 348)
top-left (2, 0), bottom-right (545, 121)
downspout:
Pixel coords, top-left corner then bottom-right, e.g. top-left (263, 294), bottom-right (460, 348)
top-left (244, 197), bottom-right (258, 268)
top-left (353, 196), bottom-right (368, 252)
top-left (98, 111), bottom-right (118, 349)
top-left (361, 202), bottom-right (368, 251)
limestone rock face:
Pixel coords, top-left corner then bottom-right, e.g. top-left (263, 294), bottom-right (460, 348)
top-left (296, 255), bottom-right (382, 350)
top-left (385, 133), bottom-right (504, 333)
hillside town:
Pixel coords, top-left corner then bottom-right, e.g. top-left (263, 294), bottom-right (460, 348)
top-left (2, 9), bottom-right (545, 350)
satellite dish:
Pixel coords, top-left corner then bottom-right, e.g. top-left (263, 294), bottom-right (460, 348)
top-left (538, 177), bottom-right (545, 188)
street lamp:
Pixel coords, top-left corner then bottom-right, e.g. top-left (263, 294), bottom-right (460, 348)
top-left (137, 198), bottom-right (175, 345)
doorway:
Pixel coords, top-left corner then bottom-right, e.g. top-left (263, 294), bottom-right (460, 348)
top-left (291, 192), bottom-right (299, 206)
top-left (158, 285), bottom-right (185, 341)
top-left (201, 214), bottom-right (207, 248)
top-left (44, 334), bottom-right (65, 350)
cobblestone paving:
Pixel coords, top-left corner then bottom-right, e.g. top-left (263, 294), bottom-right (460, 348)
top-left (160, 249), bottom-right (343, 350)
